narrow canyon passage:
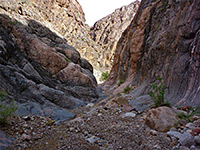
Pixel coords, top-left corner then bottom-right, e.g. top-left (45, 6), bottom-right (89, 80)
top-left (0, 0), bottom-right (200, 150)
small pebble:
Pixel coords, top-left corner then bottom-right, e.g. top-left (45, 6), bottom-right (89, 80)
top-left (21, 133), bottom-right (31, 141)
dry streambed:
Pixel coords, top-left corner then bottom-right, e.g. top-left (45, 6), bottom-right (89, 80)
top-left (1, 94), bottom-right (200, 150)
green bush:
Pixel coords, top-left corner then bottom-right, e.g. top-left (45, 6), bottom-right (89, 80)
top-left (64, 57), bottom-right (70, 62)
top-left (100, 71), bottom-right (109, 81)
top-left (0, 91), bottom-right (8, 97)
top-left (162, 1), bottom-right (168, 7)
top-left (0, 91), bottom-right (17, 124)
top-left (149, 77), bottom-right (170, 107)
top-left (9, 21), bottom-right (18, 26)
top-left (177, 106), bottom-right (200, 122)
top-left (124, 86), bottom-right (131, 93)
top-left (17, 0), bottom-right (31, 5)
top-left (89, 67), bottom-right (93, 73)
top-left (118, 78), bottom-right (124, 86)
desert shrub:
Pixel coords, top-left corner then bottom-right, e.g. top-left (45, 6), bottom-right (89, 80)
top-left (0, 91), bottom-right (17, 124)
top-left (64, 57), bottom-right (70, 62)
top-left (177, 106), bottom-right (200, 123)
top-left (162, 1), bottom-right (168, 7)
top-left (149, 77), bottom-right (170, 107)
top-left (124, 86), bottom-right (131, 93)
top-left (176, 106), bottom-right (200, 126)
top-left (17, 0), bottom-right (31, 5)
top-left (118, 77), bottom-right (124, 86)
top-left (0, 91), bottom-right (8, 97)
top-left (9, 21), bottom-right (18, 26)
top-left (100, 71), bottom-right (109, 81)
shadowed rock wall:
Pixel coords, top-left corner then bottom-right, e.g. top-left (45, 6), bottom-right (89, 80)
top-left (0, 14), bottom-right (103, 122)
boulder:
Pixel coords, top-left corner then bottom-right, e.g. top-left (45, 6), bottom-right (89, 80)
top-left (56, 44), bottom-right (81, 64)
top-left (129, 95), bottom-right (153, 112)
top-left (80, 58), bottom-right (93, 73)
top-left (0, 130), bottom-right (14, 150)
top-left (104, 96), bottom-right (129, 108)
top-left (17, 35), bottom-right (68, 75)
top-left (113, 97), bottom-right (129, 105)
top-left (121, 112), bottom-right (136, 118)
top-left (178, 132), bottom-right (195, 147)
top-left (145, 106), bottom-right (178, 132)
top-left (38, 84), bottom-right (77, 109)
top-left (194, 135), bottom-right (200, 145)
top-left (15, 101), bottom-right (75, 123)
top-left (55, 62), bottom-right (96, 87)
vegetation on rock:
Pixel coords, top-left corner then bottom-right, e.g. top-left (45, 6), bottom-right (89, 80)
top-left (149, 77), bottom-right (170, 107)
top-left (177, 106), bottom-right (200, 123)
top-left (124, 86), bottom-right (131, 93)
top-left (100, 0), bottom-right (200, 105)
top-left (118, 78), bottom-right (124, 86)
top-left (0, 91), bottom-right (17, 124)
top-left (100, 71), bottom-right (109, 81)
top-left (64, 57), bottom-right (70, 63)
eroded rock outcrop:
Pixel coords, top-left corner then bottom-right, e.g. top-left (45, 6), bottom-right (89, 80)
top-left (0, 0), bottom-right (141, 82)
top-left (0, 1), bottom-right (95, 73)
top-left (0, 12), bottom-right (102, 122)
top-left (90, 1), bottom-right (140, 66)
top-left (101, 0), bottom-right (200, 106)
top-left (0, 0), bottom-right (101, 81)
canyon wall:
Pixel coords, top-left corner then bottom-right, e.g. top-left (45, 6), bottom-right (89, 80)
top-left (0, 0), bottom-right (106, 81)
top-left (0, 0), bottom-right (104, 121)
top-left (90, 1), bottom-right (140, 66)
top-left (0, 0), bottom-right (141, 82)
top-left (101, 0), bottom-right (200, 106)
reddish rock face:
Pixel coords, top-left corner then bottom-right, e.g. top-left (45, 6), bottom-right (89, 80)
top-left (90, 1), bottom-right (140, 69)
top-left (18, 36), bottom-right (68, 75)
top-left (0, 0), bottom-right (103, 81)
top-left (101, 0), bottom-right (200, 106)
top-left (55, 62), bottom-right (96, 87)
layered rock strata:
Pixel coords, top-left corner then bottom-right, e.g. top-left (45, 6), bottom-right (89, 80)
top-left (90, 1), bottom-right (140, 67)
top-left (0, 0), bottom-right (141, 82)
top-left (101, 0), bottom-right (200, 106)
top-left (0, 13), bottom-right (102, 121)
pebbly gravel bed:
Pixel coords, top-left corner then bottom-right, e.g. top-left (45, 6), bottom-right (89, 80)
top-left (17, 107), bottom-right (172, 149)
top-left (3, 95), bottom-right (174, 150)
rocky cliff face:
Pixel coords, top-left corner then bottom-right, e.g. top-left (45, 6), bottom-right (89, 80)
top-left (0, 0), bottom-right (109, 82)
top-left (0, 1), bottom-right (104, 122)
top-left (90, 1), bottom-right (140, 66)
top-left (101, 0), bottom-right (200, 106)
top-left (0, 0), bottom-right (141, 82)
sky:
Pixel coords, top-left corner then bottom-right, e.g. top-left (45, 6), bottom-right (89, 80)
top-left (78, 0), bottom-right (138, 26)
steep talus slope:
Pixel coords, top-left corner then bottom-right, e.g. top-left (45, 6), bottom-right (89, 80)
top-left (0, 13), bottom-right (102, 121)
top-left (90, 1), bottom-right (140, 67)
top-left (101, 0), bottom-right (200, 106)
